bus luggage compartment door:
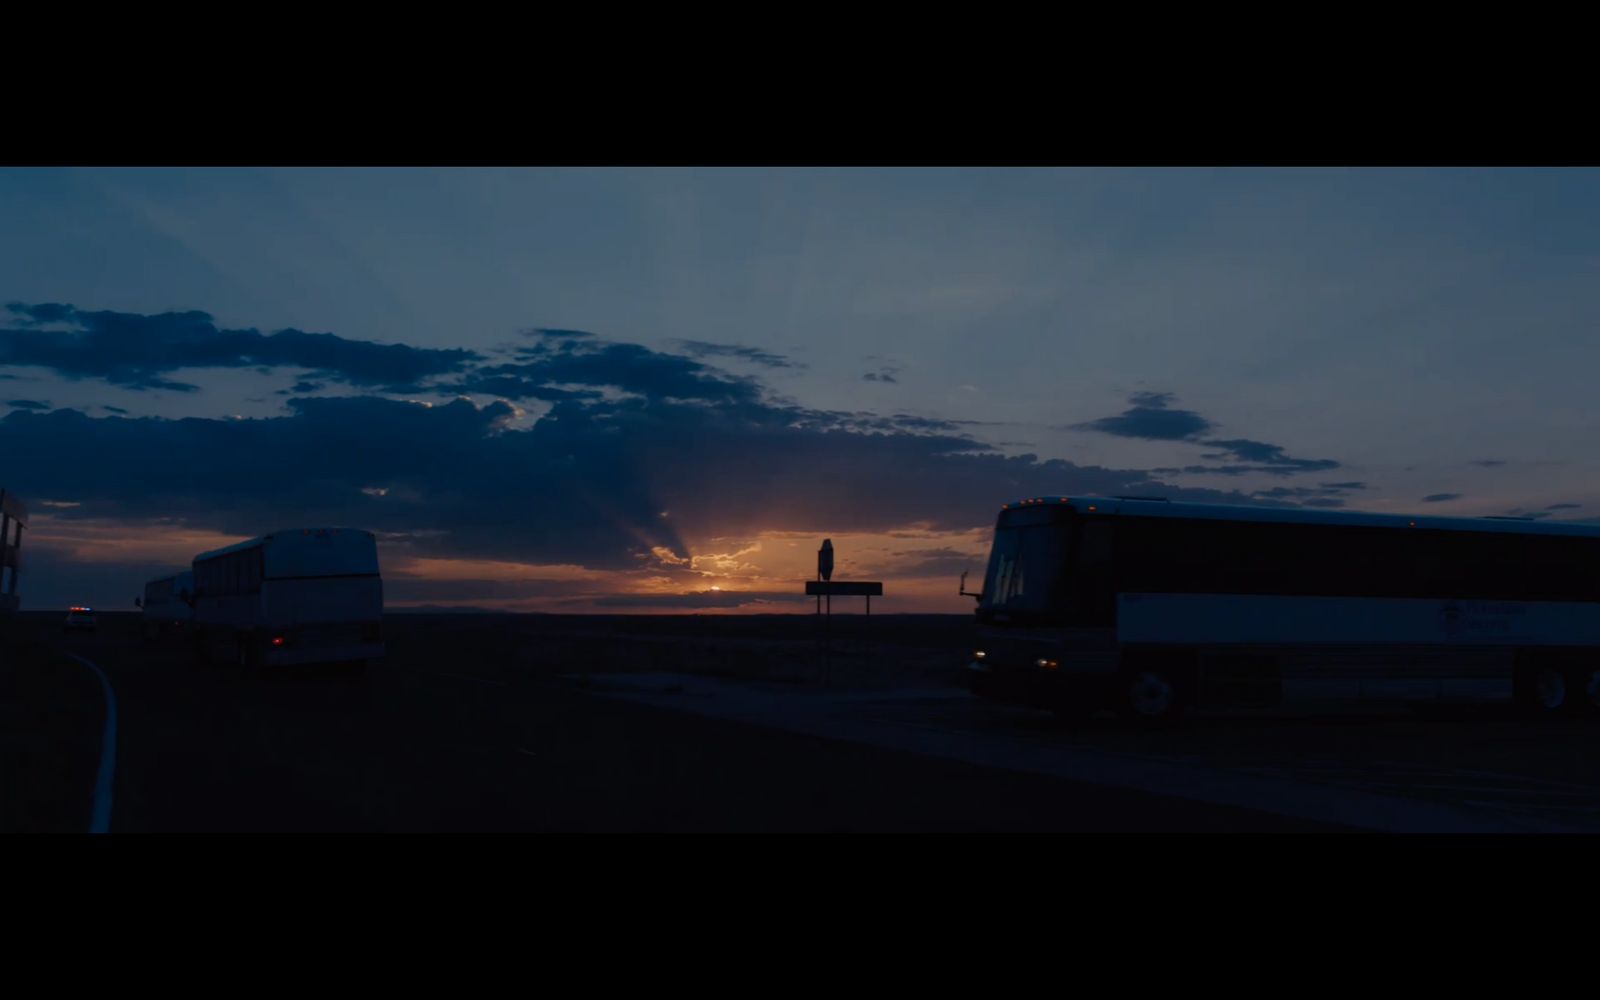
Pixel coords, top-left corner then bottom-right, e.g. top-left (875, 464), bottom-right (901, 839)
top-left (1198, 652), bottom-right (1282, 707)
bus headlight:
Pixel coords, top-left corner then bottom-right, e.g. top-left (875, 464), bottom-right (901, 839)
top-left (974, 651), bottom-right (986, 660)
top-left (1036, 658), bottom-right (1058, 670)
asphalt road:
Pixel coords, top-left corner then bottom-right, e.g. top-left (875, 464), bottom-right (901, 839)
top-left (32, 618), bottom-right (1346, 832)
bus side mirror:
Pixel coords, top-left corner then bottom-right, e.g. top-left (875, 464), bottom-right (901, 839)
top-left (134, 597), bottom-right (142, 608)
top-left (959, 570), bottom-right (982, 603)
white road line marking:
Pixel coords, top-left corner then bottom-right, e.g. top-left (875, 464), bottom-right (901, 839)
top-left (66, 654), bottom-right (116, 835)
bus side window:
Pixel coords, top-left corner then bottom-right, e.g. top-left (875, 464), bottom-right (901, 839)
top-left (1226, 520), bottom-right (1276, 595)
top-left (1074, 520), bottom-right (1115, 626)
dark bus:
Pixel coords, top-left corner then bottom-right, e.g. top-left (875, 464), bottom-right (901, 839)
top-left (963, 496), bottom-right (1600, 723)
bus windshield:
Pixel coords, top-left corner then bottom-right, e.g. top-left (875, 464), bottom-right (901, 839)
top-left (979, 506), bottom-right (1072, 619)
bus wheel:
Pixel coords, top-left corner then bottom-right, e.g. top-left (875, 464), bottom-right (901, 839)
top-left (1514, 662), bottom-right (1569, 717)
top-left (1119, 667), bottom-right (1185, 725)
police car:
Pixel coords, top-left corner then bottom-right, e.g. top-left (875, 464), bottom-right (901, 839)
top-left (63, 606), bottom-right (97, 634)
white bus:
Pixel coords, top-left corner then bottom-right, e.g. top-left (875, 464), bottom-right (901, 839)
top-left (137, 570), bottom-right (194, 640)
top-left (963, 496), bottom-right (1600, 723)
top-left (191, 527), bottom-right (384, 670)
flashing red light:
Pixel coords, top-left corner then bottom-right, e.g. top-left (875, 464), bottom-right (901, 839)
top-left (271, 636), bottom-right (285, 647)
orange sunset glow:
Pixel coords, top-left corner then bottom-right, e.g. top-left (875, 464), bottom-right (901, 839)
top-left (22, 513), bottom-right (995, 614)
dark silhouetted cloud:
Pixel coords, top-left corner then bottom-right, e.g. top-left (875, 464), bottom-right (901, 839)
top-left (1, 395), bottom-right (1297, 574)
top-left (2, 302), bottom-right (479, 392)
top-left (4, 317), bottom-right (1363, 595)
top-left (471, 337), bottom-right (764, 407)
top-left (1422, 493), bottom-right (1462, 502)
top-left (6, 399), bottom-right (50, 410)
top-left (1198, 439), bottom-right (1340, 474)
top-left (673, 340), bottom-right (800, 369)
top-left (1545, 503), bottom-right (1582, 510)
top-left (844, 413), bottom-right (967, 435)
top-left (1069, 391), bottom-right (1214, 441)
top-left (1471, 459), bottom-right (1507, 467)
top-left (1068, 391), bottom-right (1341, 477)
top-left (1178, 463), bottom-right (1337, 478)
top-left (447, 374), bottom-right (607, 403)
top-left (863, 367), bottom-right (900, 383)
top-left (1251, 486), bottom-right (1349, 501)
top-left (1320, 481), bottom-right (1368, 490)
top-left (102, 405), bottom-right (129, 414)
